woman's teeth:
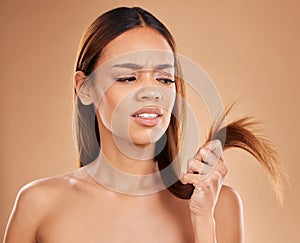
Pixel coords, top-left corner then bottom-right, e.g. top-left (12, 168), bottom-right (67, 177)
top-left (137, 113), bottom-right (158, 118)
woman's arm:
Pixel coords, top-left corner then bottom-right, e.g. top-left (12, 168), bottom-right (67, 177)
top-left (190, 186), bottom-right (244, 243)
top-left (180, 140), bottom-right (244, 243)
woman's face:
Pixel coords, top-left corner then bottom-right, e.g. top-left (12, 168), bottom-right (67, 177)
top-left (89, 27), bottom-right (176, 147)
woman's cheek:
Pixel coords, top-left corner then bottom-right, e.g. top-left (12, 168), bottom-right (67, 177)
top-left (163, 86), bottom-right (176, 117)
top-left (96, 98), bottom-right (112, 130)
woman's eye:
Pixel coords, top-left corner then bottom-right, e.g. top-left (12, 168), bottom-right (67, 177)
top-left (115, 76), bottom-right (136, 82)
top-left (156, 78), bottom-right (175, 84)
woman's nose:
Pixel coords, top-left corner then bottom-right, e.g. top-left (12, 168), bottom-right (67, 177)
top-left (135, 71), bottom-right (162, 101)
top-left (135, 86), bottom-right (162, 101)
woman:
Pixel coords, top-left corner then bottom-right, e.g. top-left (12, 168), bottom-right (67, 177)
top-left (4, 7), bottom-right (285, 243)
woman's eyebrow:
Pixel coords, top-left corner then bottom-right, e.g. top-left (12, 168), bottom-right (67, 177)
top-left (111, 63), bottom-right (174, 70)
top-left (112, 63), bottom-right (143, 70)
top-left (154, 64), bottom-right (174, 70)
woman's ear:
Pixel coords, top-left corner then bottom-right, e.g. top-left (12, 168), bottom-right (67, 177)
top-left (74, 71), bottom-right (93, 105)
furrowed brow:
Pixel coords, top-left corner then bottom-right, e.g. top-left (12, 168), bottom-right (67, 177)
top-left (112, 63), bottom-right (143, 70)
top-left (154, 64), bottom-right (174, 70)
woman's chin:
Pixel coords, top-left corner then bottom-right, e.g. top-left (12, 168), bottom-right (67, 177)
top-left (129, 136), bottom-right (161, 147)
top-left (129, 127), bottom-right (167, 145)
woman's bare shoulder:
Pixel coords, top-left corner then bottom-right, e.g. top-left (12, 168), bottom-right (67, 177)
top-left (4, 168), bottom-right (91, 242)
top-left (214, 185), bottom-right (243, 219)
top-left (16, 168), bottom-right (91, 202)
top-left (214, 185), bottom-right (244, 242)
top-left (11, 168), bottom-right (93, 219)
top-left (217, 185), bottom-right (243, 207)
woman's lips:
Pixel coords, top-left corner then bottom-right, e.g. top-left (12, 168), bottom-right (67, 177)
top-left (131, 107), bottom-right (163, 127)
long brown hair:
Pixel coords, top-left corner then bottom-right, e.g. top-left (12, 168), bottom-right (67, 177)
top-left (207, 102), bottom-right (288, 204)
top-left (73, 7), bottom-right (287, 202)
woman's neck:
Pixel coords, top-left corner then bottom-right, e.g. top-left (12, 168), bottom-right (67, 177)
top-left (84, 151), bottom-right (166, 195)
top-left (99, 127), bottom-right (158, 175)
top-left (83, 123), bottom-right (167, 195)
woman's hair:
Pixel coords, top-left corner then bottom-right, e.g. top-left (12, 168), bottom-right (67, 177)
top-left (73, 7), bottom-right (287, 203)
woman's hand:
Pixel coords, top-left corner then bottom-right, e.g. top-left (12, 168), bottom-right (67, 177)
top-left (181, 139), bottom-right (227, 217)
top-left (180, 139), bottom-right (228, 243)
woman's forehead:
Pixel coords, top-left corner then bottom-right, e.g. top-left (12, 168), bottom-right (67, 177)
top-left (96, 27), bottom-right (174, 67)
top-left (95, 50), bottom-right (175, 74)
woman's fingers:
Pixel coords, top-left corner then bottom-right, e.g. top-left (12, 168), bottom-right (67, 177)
top-left (213, 160), bottom-right (228, 177)
top-left (180, 161), bottom-right (228, 187)
top-left (195, 139), bottom-right (224, 162)
top-left (187, 158), bottom-right (205, 173)
top-left (185, 140), bottom-right (227, 218)
top-left (188, 148), bottom-right (226, 174)
top-left (182, 139), bottom-right (227, 186)
top-left (181, 172), bottom-right (202, 185)
top-left (187, 157), bottom-right (215, 176)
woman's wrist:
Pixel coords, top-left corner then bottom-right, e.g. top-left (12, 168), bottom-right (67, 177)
top-left (191, 215), bottom-right (217, 243)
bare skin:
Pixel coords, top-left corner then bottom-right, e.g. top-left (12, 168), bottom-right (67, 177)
top-left (4, 27), bottom-right (244, 242)
top-left (4, 169), bottom-right (243, 243)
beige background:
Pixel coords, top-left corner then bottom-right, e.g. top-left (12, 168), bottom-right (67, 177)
top-left (1, 0), bottom-right (299, 242)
